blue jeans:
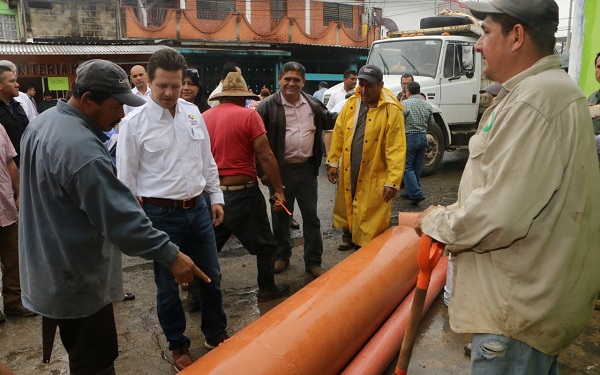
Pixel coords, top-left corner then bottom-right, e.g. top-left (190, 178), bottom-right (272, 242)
top-left (402, 133), bottom-right (427, 200)
top-left (270, 161), bottom-right (323, 269)
top-left (143, 196), bottom-right (227, 350)
top-left (471, 334), bottom-right (558, 375)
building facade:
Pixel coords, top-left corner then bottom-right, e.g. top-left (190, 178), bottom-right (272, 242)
top-left (1, 0), bottom-right (376, 99)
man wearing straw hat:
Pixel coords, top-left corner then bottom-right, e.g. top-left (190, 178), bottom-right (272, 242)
top-left (202, 71), bottom-right (290, 302)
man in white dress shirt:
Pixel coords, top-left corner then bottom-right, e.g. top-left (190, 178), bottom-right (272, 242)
top-left (116, 49), bottom-right (228, 371)
top-left (123, 65), bottom-right (151, 115)
top-left (326, 69), bottom-right (357, 111)
top-left (324, 69), bottom-right (357, 154)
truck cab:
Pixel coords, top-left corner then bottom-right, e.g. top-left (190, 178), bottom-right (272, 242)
top-left (368, 22), bottom-right (489, 175)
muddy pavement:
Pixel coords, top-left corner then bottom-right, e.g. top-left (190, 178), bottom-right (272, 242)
top-left (1, 150), bottom-right (599, 374)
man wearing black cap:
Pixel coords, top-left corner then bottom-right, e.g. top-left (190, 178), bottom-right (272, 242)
top-left (412, 1), bottom-right (600, 373)
top-left (18, 59), bottom-right (207, 375)
top-left (326, 64), bottom-right (405, 250)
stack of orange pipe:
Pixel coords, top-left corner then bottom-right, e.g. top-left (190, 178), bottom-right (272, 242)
top-left (342, 256), bottom-right (447, 374)
top-left (181, 226), bottom-right (421, 374)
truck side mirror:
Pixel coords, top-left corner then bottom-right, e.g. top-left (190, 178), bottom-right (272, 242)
top-left (462, 45), bottom-right (475, 79)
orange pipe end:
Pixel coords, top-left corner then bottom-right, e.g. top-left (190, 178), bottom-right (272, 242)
top-left (181, 226), bottom-right (421, 375)
top-left (342, 256), bottom-right (448, 375)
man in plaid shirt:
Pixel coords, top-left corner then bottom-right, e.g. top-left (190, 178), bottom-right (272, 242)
top-left (401, 81), bottom-right (435, 205)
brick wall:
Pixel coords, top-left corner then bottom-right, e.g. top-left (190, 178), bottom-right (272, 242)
top-left (28, 0), bottom-right (117, 39)
top-left (124, 0), bottom-right (373, 48)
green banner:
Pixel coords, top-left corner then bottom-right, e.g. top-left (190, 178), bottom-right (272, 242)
top-left (579, 0), bottom-right (600, 96)
top-left (48, 77), bottom-right (69, 91)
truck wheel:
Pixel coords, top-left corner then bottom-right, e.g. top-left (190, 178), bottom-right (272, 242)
top-left (422, 123), bottom-right (444, 176)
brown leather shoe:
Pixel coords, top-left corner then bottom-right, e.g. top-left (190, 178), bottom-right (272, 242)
top-left (274, 259), bottom-right (289, 274)
top-left (306, 266), bottom-right (325, 278)
top-left (4, 304), bottom-right (36, 317)
top-left (172, 344), bottom-right (193, 371)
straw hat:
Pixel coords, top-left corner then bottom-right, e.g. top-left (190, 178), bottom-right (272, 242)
top-left (209, 71), bottom-right (260, 101)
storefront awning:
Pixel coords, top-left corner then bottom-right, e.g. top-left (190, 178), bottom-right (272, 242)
top-left (0, 42), bottom-right (173, 55)
top-left (176, 47), bottom-right (291, 57)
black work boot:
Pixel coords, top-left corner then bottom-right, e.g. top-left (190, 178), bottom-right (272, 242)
top-left (256, 259), bottom-right (290, 302)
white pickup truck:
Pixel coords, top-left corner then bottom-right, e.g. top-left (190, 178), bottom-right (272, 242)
top-left (325, 16), bottom-right (492, 175)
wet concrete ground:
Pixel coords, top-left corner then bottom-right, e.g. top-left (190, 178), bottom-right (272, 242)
top-left (1, 151), bottom-right (599, 374)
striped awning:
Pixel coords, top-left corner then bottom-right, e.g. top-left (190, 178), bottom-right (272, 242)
top-left (0, 42), bottom-right (173, 55)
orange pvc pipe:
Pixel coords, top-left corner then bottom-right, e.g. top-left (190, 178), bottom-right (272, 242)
top-left (181, 226), bottom-right (421, 375)
top-left (341, 256), bottom-right (448, 375)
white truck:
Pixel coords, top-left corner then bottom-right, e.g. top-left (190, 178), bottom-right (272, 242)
top-left (325, 16), bottom-right (492, 175)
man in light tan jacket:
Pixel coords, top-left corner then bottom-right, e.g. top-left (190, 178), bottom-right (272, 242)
top-left (413, 0), bottom-right (600, 374)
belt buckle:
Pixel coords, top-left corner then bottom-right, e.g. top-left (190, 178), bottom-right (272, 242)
top-left (182, 198), bottom-right (194, 209)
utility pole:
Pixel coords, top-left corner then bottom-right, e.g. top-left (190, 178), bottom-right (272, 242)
top-left (566, 0), bottom-right (573, 52)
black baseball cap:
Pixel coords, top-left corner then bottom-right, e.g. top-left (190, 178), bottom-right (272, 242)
top-left (75, 60), bottom-right (146, 107)
top-left (465, 0), bottom-right (559, 36)
top-left (479, 82), bottom-right (502, 96)
top-left (358, 64), bottom-right (383, 84)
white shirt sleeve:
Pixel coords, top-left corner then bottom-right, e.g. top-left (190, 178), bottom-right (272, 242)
top-left (116, 118), bottom-right (140, 196)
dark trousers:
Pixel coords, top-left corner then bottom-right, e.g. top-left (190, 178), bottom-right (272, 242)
top-left (0, 223), bottom-right (21, 309)
top-left (270, 161), bottom-right (323, 269)
top-left (47, 304), bottom-right (118, 375)
top-left (144, 196), bottom-right (227, 350)
top-left (214, 185), bottom-right (278, 291)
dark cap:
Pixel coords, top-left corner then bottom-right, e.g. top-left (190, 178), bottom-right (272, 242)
top-left (465, 0), bottom-right (559, 36)
top-left (318, 81), bottom-right (329, 88)
top-left (75, 59), bottom-right (146, 107)
top-left (358, 64), bottom-right (383, 84)
top-left (479, 82), bottom-right (502, 97)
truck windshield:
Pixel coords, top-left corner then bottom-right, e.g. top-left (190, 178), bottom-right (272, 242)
top-left (368, 39), bottom-right (442, 78)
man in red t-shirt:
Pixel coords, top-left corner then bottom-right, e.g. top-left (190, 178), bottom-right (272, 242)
top-left (202, 71), bottom-right (289, 303)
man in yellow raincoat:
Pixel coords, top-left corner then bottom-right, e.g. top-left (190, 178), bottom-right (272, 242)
top-left (326, 64), bottom-right (406, 249)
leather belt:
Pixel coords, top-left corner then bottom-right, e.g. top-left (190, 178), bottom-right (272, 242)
top-left (142, 196), bottom-right (199, 209)
top-left (283, 157), bottom-right (314, 169)
top-left (220, 181), bottom-right (255, 191)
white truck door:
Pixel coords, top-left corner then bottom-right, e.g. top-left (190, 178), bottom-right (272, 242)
top-left (438, 42), bottom-right (479, 125)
